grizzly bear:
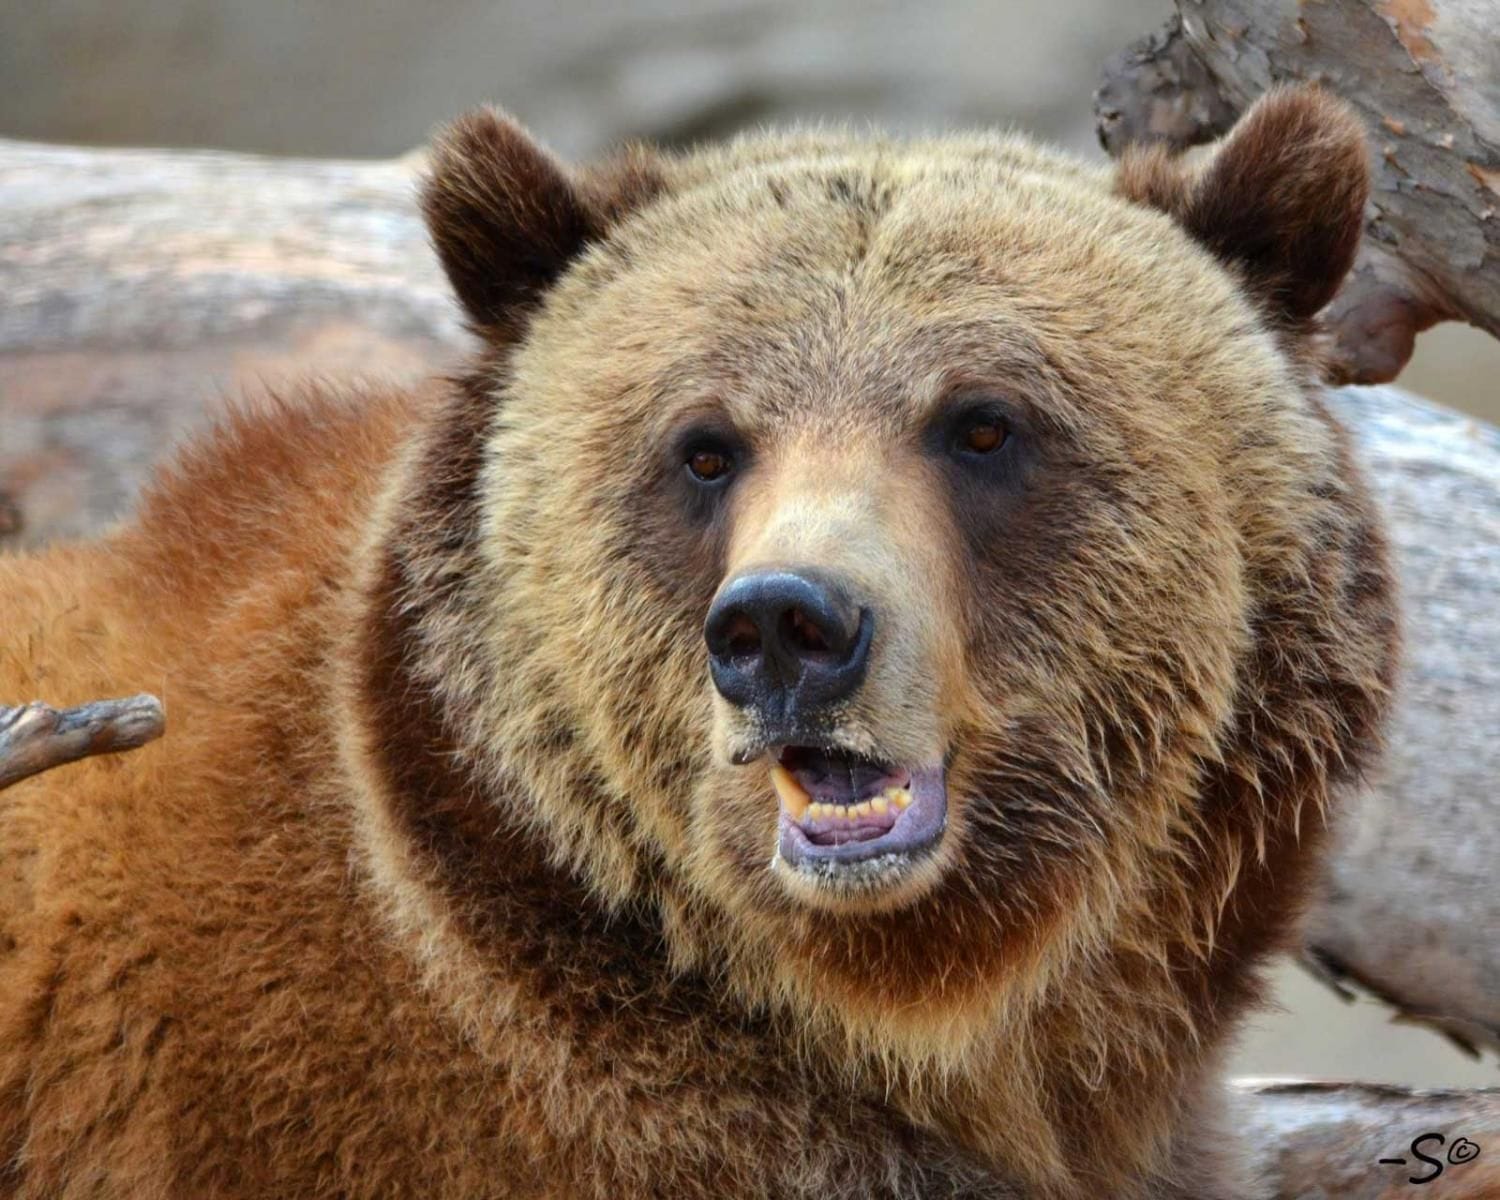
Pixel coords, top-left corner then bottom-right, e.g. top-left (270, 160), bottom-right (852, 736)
top-left (0, 87), bottom-right (1395, 1198)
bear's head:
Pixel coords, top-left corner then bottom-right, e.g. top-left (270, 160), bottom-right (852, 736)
top-left (379, 89), bottom-right (1394, 1069)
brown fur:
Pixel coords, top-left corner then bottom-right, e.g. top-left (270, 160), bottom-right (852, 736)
top-left (0, 89), bottom-right (1395, 1198)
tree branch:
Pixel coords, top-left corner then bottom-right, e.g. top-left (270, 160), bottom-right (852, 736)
top-left (1307, 384), bottom-right (1500, 1074)
top-left (0, 695), bottom-right (165, 791)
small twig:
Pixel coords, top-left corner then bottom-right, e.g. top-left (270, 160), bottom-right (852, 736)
top-left (0, 694), bottom-right (165, 791)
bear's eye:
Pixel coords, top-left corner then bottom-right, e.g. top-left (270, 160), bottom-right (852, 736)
top-left (686, 446), bottom-right (734, 484)
top-left (956, 415), bottom-right (1008, 457)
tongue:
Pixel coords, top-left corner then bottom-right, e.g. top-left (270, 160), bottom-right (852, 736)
top-left (803, 808), bottom-right (898, 846)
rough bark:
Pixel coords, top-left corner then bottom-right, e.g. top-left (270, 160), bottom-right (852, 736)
top-left (1096, 0), bottom-right (1500, 386)
top-left (1235, 1080), bottom-right (1500, 1198)
top-left (0, 695), bottom-right (165, 791)
top-left (1095, 0), bottom-right (1500, 1069)
top-left (1, 136), bottom-right (1497, 1187)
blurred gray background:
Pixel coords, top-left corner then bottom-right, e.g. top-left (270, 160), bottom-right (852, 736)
top-left (0, 0), bottom-right (1169, 160)
top-left (1, 0), bottom-right (1494, 1087)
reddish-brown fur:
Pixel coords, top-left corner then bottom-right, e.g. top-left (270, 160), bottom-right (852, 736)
top-left (1, 89), bottom-right (1395, 1198)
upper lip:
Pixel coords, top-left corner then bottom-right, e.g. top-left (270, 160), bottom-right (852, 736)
top-left (773, 743), bottom-right (906, 794)
top-left (728, 727), bottom-right (846, 766)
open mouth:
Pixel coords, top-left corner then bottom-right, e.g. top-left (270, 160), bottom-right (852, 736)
top-left (769, 745), bottom-right (947, 869)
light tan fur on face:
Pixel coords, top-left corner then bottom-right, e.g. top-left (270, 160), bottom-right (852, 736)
top-left (715, 431), bottom-right (969, 762)
top-left (0, 91), bottom-right (1393, 1199)
top-left (710, 431), bottom-right (974, 913)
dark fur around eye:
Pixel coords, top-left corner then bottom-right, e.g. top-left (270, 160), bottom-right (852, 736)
top-left (927, 400), bottom-right (1020, 474)
top-left (670, 423), bottom-right (746, 521)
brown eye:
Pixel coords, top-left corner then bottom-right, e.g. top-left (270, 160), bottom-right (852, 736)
top-left (687, 448), bottom-right (732, 482)
top-left (961, 419), bottom-right (1006, 455)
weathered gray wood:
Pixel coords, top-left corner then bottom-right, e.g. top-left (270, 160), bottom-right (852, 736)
top-left (0, 695), bottom-right (165, 791)
top-left (1235, 1080), bottom-right (1500, 1198)
top-left (1096, 4), bottom-right (1500, 1060)
top-left (0, 139), bottom-right (467, 545)
top-left (1316, 386), bottom-right (1500, 1058)
top-left (1096, 1), bottom-right (1500, 387)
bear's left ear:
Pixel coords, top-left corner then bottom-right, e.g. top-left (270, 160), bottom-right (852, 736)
top-left (1117, 86), bottom-right (1370, 326)
top-left (421, 108), bottom-right (662, 336)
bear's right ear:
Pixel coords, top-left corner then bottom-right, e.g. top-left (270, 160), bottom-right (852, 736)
top-left (1117, 87), bottom-right (1370, 328)
top-left (421, 109), bottom-right (658, 335)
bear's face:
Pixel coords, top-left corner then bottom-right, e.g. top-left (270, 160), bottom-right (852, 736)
top-left (419, 91), bottom-right (1377, 1026)
top-left (492, 153), bottom-right (1263, 912)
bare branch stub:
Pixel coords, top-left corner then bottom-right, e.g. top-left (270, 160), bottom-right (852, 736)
top-left (0, 694), bottom-right (165, 791)
top-left (1299, 947), bottom-right (1500, 1062)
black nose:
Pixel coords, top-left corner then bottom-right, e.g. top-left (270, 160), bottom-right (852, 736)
top-left (704, 569), bottom-right (873, 718)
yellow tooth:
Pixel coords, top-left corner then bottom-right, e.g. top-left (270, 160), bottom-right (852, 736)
top-left (891, 787), bottom-right (912, 810)
top-left (871, 796), bottom-right (889, 814)
top-left (854, 801), bottom-right (871, 816)
top-left (769, 764), bottom-right (811, 820)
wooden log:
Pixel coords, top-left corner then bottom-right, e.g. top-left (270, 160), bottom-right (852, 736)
top-left (1312, 386), bottom-right (1500, 1060)
top-left (1096, 0), bottom-right (1500, 1064)
top-left (1235, 1080), bottom-right (1500, 1198)
top-left (1096, 0), bottom-right (1500, 386)
top-left (0, 139), bottom-right (467, 547)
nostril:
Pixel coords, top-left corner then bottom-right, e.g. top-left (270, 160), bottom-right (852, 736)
top-left (724, 613), bottom-right (761, 659)
top-left (783, 607), bottom-right (831, 657)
